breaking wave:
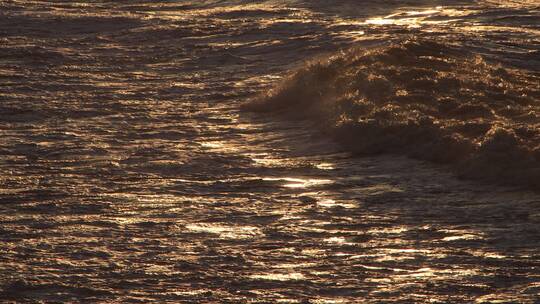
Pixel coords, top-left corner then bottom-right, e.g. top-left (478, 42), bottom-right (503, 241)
top-left (244, 39), bottom-right (540, 189)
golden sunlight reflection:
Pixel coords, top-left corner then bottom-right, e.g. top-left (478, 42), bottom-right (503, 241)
top-left (402, 267), bottom-right (479, 280)
top-left (471, 251), bottom-right (507, 259)
top-left (171, 82), bottom-right (206, 90)
top-left (315, 162), bottom-right (335, 170)
top-left (248, 152), bottom-right (337, 170)
top-left (460, 25), bottom-right (540, 36)
top-left (365, 266), bottom-right (480, 284)
top-left (324, 236), bottom-right (349, 244)
top-left (374, 247), bottom-right (447, 262)
top-left (185, 223), bottom-right (262, 239)
top-left (317, 198), bottom-right (356, 208)
top-left (249, 272), bottom-right (305, 281)
top-left (263, 177), bottom-right (333, 188)
top-left (442, 234), bottom-right (481, 241)
top-left (113, 217), bottom-right (147, 225)
top-left (272, 262), bottom-right (317, 269)
top-left (152, 3), bottom-right (302, 20)
top-left (367, 226), bottom-right (409, 235)
top-left (301, 248), bottom-right (326, 257)
top-left (199, 141), bottom-right (225, 149)
top-left (248, 152), bottom-right (286, 167)
top-left (365, 7), bottom-right (465, 27)
top-left (360, 184), bottom-right (404, 194)
top-left (171, 290), bottom-right (211, 296)
top-left (144, 265), bottom-right (173, 274)
top-left (440, 229), bottom-right (484, 242)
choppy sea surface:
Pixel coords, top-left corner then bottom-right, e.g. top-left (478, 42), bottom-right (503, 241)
top-left (1, 0), bottom-right (539, 303)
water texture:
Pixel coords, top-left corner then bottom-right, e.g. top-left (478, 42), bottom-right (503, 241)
top-left (1, 1), bottom-right (540, 303)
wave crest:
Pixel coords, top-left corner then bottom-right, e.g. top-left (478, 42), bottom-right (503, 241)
top-left (244, 39), bottom-right (540, 188)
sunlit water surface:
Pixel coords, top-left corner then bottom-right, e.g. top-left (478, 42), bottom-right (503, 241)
top-left (1, 0), bottom-right (539, 303)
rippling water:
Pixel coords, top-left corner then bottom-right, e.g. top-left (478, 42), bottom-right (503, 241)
top-left (1, 1), bottom-right (540, 303)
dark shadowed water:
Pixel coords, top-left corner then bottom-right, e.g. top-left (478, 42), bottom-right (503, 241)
top-left (1, 0), bottom-right (539, 303)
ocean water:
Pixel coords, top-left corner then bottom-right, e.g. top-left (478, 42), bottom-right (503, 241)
top-left (247, 39), bottom-right (540, 187)
top-left (1, 0), bottom-right (539, 303)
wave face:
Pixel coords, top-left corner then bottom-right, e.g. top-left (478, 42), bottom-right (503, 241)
top-left (246, 39), bottom-right (540, 188)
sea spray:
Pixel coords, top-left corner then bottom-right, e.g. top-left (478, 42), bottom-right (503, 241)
top-left (244, 39), bottom-right (540, 188)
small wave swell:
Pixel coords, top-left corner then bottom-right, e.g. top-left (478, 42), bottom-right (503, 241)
top-left (244, 39), bottom-right (540, 189)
